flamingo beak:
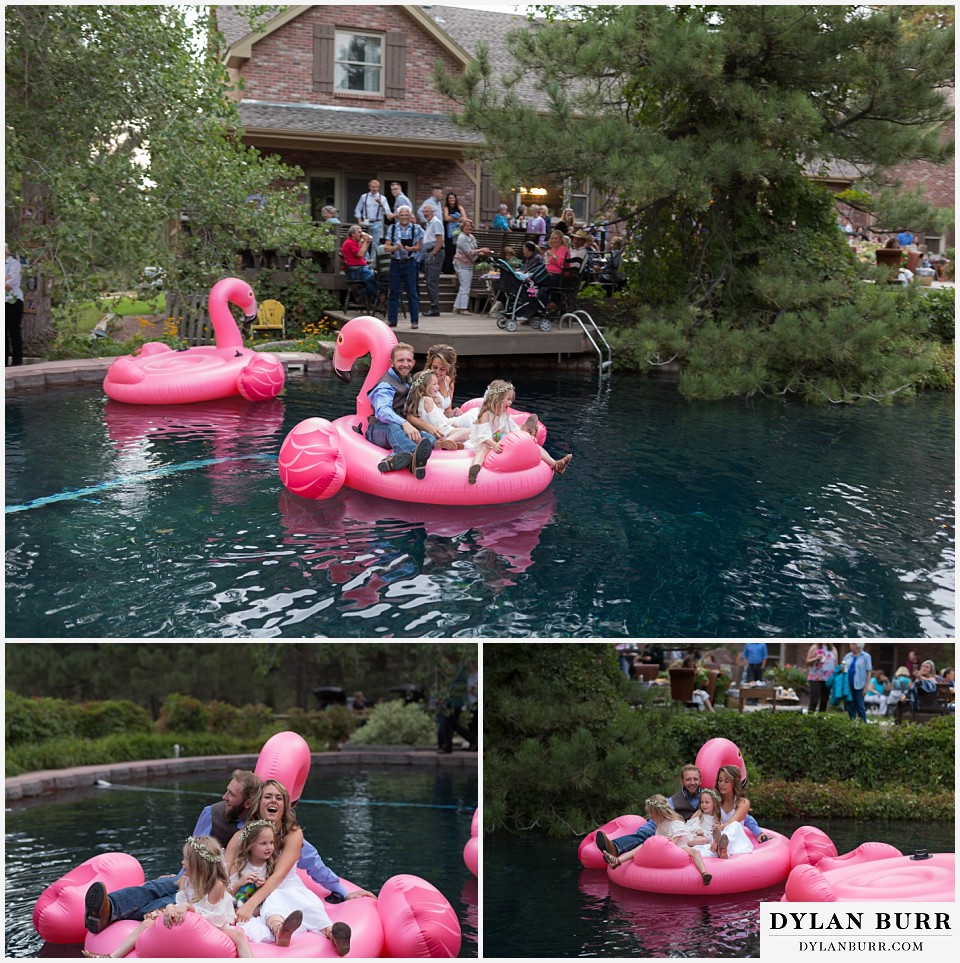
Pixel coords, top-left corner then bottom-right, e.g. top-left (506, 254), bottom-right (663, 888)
top-left (244, 312), bottom-right (258, 324)
top-left (334, 365), bottom-right (352, 383)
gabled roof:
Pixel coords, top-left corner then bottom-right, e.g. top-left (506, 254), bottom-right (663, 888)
top-left (217, 4), bottom-right (546, 106)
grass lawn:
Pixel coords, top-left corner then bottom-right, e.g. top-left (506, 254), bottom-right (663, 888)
top-left (75, 294), bottom-right (167, 333)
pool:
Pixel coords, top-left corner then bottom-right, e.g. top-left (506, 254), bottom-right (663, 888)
top-left (484, 819), bottom-right (955, 957)
top-left (5, 370), bottom-right (954, 637)
top-left (4, 767), bottom-right (478, 958)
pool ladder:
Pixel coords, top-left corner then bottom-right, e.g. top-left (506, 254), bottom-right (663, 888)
top-left (559, 310), bottom-right (612, 380)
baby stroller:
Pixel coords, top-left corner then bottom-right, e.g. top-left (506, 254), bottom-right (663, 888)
top-left (492, 259), bottom-right (553, 332)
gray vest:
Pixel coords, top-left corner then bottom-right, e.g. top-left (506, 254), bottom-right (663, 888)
top-left (669, 788), bottom-right (699, 820)
top-left (367, 368), bottom-right (410, 426)
top-left (208, 800), bottom-right (241, 848)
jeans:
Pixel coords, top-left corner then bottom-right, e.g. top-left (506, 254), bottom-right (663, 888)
top-left (423, 250), bottom-right (443, 311)
top-left (108, 876), bottom-right (179, 921)
top-left (388, 258), bottom-right (419, 325)
top-left (610, 820), bottom-right (656, 855)
top-left (346, 264), bottom-right (379, 302)
top-left (366, 222), bottom-right (383, 262)
top-left (846, 685), bottom-right (867, 722)
top-left (366, 420), bottom-right (435, 457)
top-left (746, 664), bottom-right (765, 683)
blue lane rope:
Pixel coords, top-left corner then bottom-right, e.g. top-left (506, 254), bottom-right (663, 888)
top-left (95, 781), bottom-right (473, 812)
top-left (5, 454), bottom-right (276, 514)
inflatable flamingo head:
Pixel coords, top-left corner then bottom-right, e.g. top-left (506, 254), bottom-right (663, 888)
top-left (332, 315), bottom-right (397, 383)
top-left (209, 277), bottom-right (258, 321)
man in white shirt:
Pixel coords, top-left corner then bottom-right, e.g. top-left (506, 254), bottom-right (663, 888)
top-left (354, 179), bottom-right (388, 262)
top-left (420, 203), bottom-right (445, 316)
top-left (418, 186), bottom-right (445, 226)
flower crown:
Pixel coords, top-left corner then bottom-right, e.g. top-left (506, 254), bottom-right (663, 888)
top-left (699, 788), bottom-right (721, 808)
top-left (644, 796), bottom-right (669, 811)
top-left (412, 369), bottom-right (434, 389)
top-left (185, 836), bottom-right (221, 864)
top-left (485, 382), bottom-right (514, 397)
top-left (240, 819), bottom-right (276, 843)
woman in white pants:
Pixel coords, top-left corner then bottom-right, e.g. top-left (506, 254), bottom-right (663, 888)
top-left (452, 219), bottom-right (492, 314)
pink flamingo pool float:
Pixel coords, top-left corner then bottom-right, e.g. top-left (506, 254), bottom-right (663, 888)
top-left (278, 315), bottom-right (554, 506)
top-left (103, 277), bottom-right (285, 404)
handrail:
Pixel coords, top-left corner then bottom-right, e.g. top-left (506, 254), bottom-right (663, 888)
top-left (559, 309), bottom-right (612, 378)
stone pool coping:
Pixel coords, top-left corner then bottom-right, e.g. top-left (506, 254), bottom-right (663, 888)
top-left (4, 351), bottom-right (331, 394)
top-left (6, 747), bottom-right (476, 801)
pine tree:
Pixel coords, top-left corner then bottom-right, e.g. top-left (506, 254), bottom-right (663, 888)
top-left (436, 6), bottom-right (954, 400)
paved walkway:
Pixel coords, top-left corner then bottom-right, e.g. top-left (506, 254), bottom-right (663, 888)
top-left (6, 748), bottom-right (477, 801)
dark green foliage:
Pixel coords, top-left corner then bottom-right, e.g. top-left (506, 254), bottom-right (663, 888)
top-left (206, 701), bottom-right (277, 740)
top-left (439, 5), bottom-right (954, 401)
top-left (5, 732), bottom-right (263, 778)
top-left (910, 287), bottom-right (956, 344)
top-left (282, 705), bottom-right (357, 750)
top-left (251, 261), bottom-right (340, 339)
top-left (5, 691), bottom-right (75, 745)
top-left (5, 642), bottom-right (475, 714)
top-left (484, 644), bottom-right (682, 835)
top-left (751, 779), bottom-right (954, 822)
top-left (157, 694), bottom-right (209, 733)
top-left (70, 700), bottom-right (153, 740)
top-left (668, 712), bottom-right (954, 792)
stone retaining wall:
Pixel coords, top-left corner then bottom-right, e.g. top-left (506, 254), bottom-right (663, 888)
top-left (6, 748), bottom-right (476, 801)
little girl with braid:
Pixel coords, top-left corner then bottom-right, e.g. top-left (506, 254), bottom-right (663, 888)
top-left (83, 835), bottom-right (253, 958)
top-left (467, 379), bottom-right (572, 484)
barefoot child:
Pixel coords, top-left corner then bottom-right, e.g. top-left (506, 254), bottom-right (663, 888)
top-left (467, 380), bottom-right (571, 484)
top-left (84, 836), bottom-right (253, 958)
top-left (229, 817), bottom-right (352, 956)
top-left (683, 788), bottom-right (753, 859)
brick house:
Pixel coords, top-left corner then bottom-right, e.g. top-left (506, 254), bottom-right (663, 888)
top-left (216, 4), bottom-right (588, 228)
top-left (217, 5), bottom-right (953, 250)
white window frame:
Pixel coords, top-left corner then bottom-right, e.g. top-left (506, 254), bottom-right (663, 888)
top-left (565, 177), bottom-right (591, 223)
top-left (334, 29), bottom-right (384, 96)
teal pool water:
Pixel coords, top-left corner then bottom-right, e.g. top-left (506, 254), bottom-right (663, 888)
top-left (484, 819), bottom-right (954, 958)
top-left (4, 767), bottom-right (477, 957)
top-left (5, 371), bottom-right (954, 637)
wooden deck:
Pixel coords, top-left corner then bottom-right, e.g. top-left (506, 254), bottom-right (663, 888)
top-left (328, 305), bottom-right (595, 358)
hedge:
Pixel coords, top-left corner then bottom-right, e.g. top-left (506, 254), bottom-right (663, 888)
top-left (668, 710), bottom-right (954, 792)
top-left (5, 691), bottom-right (152, 745)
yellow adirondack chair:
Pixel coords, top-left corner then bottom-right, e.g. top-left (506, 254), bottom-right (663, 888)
top-left (251, 299), bottom-right (285, 338)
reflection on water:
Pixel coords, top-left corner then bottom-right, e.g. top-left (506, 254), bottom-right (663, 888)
top-left (5, 770), bottom-right (477, 959)
top-left (5, 373), bottom-right (954, 637)
top-left (484, 819), bottom-right (954, 958)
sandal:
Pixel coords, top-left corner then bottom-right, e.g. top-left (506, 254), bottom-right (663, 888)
top-left (701, 873), bottom-right (712, 887)
top-left (717, 835), bottom-right (729, 859)
top-left (468, 464), bottom-right (482, 485)
top-left (552, 454), bottom-right (572, 475)
top-left (436, 439), bottom-right (464, 451)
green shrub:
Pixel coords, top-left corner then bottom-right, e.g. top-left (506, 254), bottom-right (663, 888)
top-left (279, 705), bottom-right (356, 750)
top-left (156, 694), bottom-right (209, 733)
top-left (668, 711), bottom-right (954, 792)
top-left (5, 732), bottom-right (265, 777)
top-left (206, 701), bottom-right (275, 739)
top-left (5, 691), bottom-right (75, 745)
top-left (71, 700), bottom-right (153, 739)
top-left (910, 286), bottom-right (955, 343)
top-left (347, 700), bottom-right (435, 746)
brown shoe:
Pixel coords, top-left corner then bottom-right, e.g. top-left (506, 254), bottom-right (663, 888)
top-left (436, 439), bottom-right (464, 451)
top-left (84, 882), bottom-right (111, 934)
top-left (378, 452), bottom-right (413, 473)
top-left (595, 830), bottom-right (618, 858)
top-left (331, 921), bottom-right (352, 957)
top-left (276, 910), bottom-right (303, 947)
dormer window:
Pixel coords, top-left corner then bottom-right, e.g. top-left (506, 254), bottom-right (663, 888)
top-left (334, 30), bottom-right (383, 94)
